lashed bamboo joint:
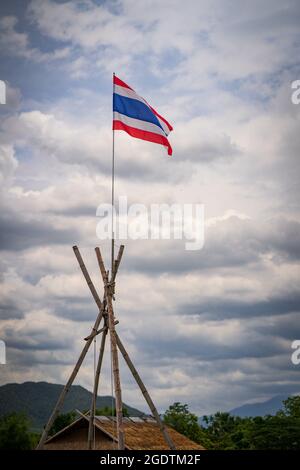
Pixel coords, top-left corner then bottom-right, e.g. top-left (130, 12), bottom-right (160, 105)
top-left (36, 245), bottom-right (175, 451)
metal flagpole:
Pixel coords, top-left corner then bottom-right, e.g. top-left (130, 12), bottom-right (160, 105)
top-left (111, 72), bottom-right (115, 275)
top-left (109, 73), bottom-right (125, 449)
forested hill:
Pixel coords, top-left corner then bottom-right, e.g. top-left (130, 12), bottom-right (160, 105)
top-left (0, 381), bottom-right (143, 430)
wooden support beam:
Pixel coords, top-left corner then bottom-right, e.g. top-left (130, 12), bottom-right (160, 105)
top-left (94, 246), bottom-right (107, 282)
top-left (106, 292), bottom-right (125, 450)
top-left (95, 246), bottom-right (125, 450)
top-left (36, 300), bottom-right (106, 449)
top-left (111, 245), bottom-right (124, 283)
top-left (115, 333), bottom-right (176, 450)
top-left (73, 246), bottom-right (103, 310)
top-left (88, 327), bottom-right (108, 450)
top-left (84, 320), bottom-right (118, 341)
top-left (36, 247), bottom-right (105, 450)
top-left (39, 243), bottom-right (173, 452)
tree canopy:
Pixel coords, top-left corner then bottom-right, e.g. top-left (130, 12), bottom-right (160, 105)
top-left (164, 395), bottom-right (300, 450)
top-left (0, 413), bottom-right (38, 450)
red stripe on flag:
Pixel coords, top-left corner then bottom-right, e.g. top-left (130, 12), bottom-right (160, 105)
top-left (113, 75), bottom-right (173, 133)
top-left (149, 105), bottom-right (173, 132)
top-left (113, 120), bottom-right (172, 156)
top-left (113, 75), bottom-right (133, 90)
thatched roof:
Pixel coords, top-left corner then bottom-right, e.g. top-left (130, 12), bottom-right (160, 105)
top-left (45, 414), bottom-right (205, 450)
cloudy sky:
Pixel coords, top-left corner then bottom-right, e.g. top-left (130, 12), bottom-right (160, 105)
top-left (0, 0), bottom-right (300, 417)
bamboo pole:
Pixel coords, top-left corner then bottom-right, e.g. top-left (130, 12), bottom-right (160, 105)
top-left (36, 246), bottom-right (105, 450)
top-left (111, 245), bottom-right (124, 282)
top-left (84, 319), bottom-right (118, 341)
top-left (106, 290), bottom-right (125, 449)
top-left (95, 246), bottom-right (107, 281)
top-left (95, 246), bottom-right (125, 450)
top-left (115, 333), bottom-right (176, 450)
top-left (73, 246), bottom-right (103, 310)
top-left (36, 301), bottom-right (105, 449)
top-left (88, 327), bottom-right (108, 450)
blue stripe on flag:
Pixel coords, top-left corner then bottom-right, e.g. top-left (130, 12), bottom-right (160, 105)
top-left (113, 93), bottom-right (164, 133)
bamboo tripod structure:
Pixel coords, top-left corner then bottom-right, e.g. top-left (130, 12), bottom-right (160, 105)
top-left (37, 244), bottom-right (175, 450)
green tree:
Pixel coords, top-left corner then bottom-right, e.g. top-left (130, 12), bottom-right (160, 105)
top-left (49, 411), bottom-right (77, 436)
top-left (0, 413), bottom-right (35, 450)
top-left (248, 414), bottom-right (300, 450)
top-left (164, 402), bottom-right (212, 448)
top-left (203, 395), bottom-right (300, 450)
top-left (95, 406), bottom-right (129, 417)
top-left (203, 412), bottom-right (248, 449)
top-left (282, 395), bottom-right (300, 418)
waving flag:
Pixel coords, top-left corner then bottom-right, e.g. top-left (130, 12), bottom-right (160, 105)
top-left (113, 75), bottom-right (173, 156)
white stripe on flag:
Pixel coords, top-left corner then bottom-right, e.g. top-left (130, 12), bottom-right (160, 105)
top-left (113, 111), bottom-right (166, 137)
top-left (114, 84), bottom-right (171, 137)
top-left (114, 84), bottom-right (145, 104)
top-left (153, 114), bottom-right (171, 137)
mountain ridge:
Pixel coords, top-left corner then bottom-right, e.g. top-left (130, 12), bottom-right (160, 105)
top-left (198, 393), bottom-right (298, 426)
top-left (0, 381), bottom-right (144, 431)
top-left (229, 394), bottom-right (289, 417)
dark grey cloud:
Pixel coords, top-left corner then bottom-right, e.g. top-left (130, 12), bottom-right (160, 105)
top-left (5, 350), bottom-right (74, 367)
top-left (179, 291), bottom-right (300, 320)
top-left (257, 312), bottom-right (300, 340)
top-left (2, 326), bottom-right (71, 351)
top-left (174, 133), bottom-right (241, 163)
top-left (123, 216), bottom-right (300, 276)
top-left (49, 298), bottom-right (99, 322)
top-left (137, 334), bottom-right (287, 362)
top-left (264, 218), bottom-right (300, 261)
top-left (0, 211), bottom-right (80, 251)
top-left (0, 302), bottom-right (23, 320)
top-left (48, 204), bottom-right (97, 217)
top-left (0, 0), bottom-right (299, 415)
top-left (124, 238), bottom-right (254, 275)
top-left (131, 324), bottom-right (287, 363)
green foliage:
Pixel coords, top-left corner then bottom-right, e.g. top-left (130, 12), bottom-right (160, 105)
top-left (282, 395), bottom-right (300, 418)
top-left (0, 412), bottom-right (38, 450)
top-left (164, 402), bottom-right (213, 448)
top-left (165, 396), bottom-right (300, 450)
top-left (0, 382), bottom-right (142, 431)
top-left (1, 396), bottom-right (299, 449)
top-left (247, 415), bottom-right (300, 450)
top-left (205, 395), bottom-right (300, 449)
top-left (202, 412), bottom-right (246, 449)
top-left (95, 406), bottom-right (129, 417)
top-left (49, 411), bottom-right (77, 436)
top-left (48, 406), bottom-right (130, 437)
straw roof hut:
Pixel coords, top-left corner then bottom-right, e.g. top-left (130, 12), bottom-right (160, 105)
top-left (43, 414), bottom-right (205, 450)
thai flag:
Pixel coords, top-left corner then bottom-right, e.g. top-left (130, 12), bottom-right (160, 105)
top-left (113, 75), bottom-right (173, 156)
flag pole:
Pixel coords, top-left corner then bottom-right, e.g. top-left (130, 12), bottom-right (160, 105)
top-left (110, 73), bottom-right (125, 449)
top-left (111, 72), bottom-right (115, 274)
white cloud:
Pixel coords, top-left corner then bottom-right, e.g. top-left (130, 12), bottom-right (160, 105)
top-left (0, 15), bottom-right (70, 62)
top-left (27, 0), bottom-right (300, 83)
top-left (0, 144), bottom-right (18, 187)
top-left (0, 0), bottom-right (299, 415)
